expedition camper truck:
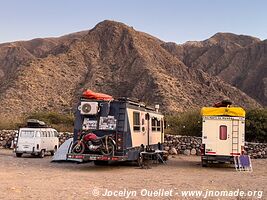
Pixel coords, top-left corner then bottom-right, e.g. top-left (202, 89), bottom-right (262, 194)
top-left (67, 90), bottom-right (165, 164)
top-left (14, 119), bottom-right (59, 158)
top-left (201, 106), bottom-right (245, 167)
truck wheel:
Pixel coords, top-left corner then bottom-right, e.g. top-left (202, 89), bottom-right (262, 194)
top-left (202, 159), bottom-right (208, 167)
top-left (39, 150), bottom-right (45, 158)
top-left (94, 160), bottom-right (109, 166)
top-left (16, 153), bottom-right (23, 157)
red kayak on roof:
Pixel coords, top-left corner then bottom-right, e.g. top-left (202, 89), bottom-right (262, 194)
top-left (82, 90), bottom-right (113, 101)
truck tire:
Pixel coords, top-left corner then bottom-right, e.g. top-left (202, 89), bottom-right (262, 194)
top-left (201, 159), bottom-right (208, 167)
top-left (50, 146), bottom-right (57, 156)
top-left (39, 150), bottom-right (45, 158)
top-left (16, 153), bottom-right (23, 157)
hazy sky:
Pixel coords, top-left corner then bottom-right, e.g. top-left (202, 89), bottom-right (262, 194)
top-left (0, 0), bottom-right (266, 44)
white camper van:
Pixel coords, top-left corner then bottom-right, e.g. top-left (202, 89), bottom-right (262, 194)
top-left (14, 119), bottom-right (59, 158)
top-left (201, 105), bottom-right (245, 167)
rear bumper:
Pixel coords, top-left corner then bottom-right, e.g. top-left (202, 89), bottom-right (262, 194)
top-left (202, 155), bottom-right (234, 163)
top-left (15, 147), bottom-right (41, 154)
top-left (15, 150), bottom-right (40, 154)
top-left (67, 153), bottom-right (128, 163)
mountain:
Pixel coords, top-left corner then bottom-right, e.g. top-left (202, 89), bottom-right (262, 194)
top-left (162, 32), bottom-right (267, 105)
top-left (0, 21), bottom-right (261, 121)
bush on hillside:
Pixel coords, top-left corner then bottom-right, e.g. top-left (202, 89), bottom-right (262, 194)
top-left (165, 110), bottom-right (202, 137)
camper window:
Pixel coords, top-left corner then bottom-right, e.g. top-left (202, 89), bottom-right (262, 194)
top-left (219, 125), bottom-right (227, 140)
top-left (152, 118), bottom-right (161, 132)
top-left (133, 112), bottom-right (140, 131)
top-left (157, 120), bottom-right (161, 131)
top-left (152, 118), bottom-right (156, 131)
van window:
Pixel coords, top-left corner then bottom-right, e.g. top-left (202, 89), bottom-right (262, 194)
top-left (220, 125), bottom-right (227, 140)
top-left (20, 130), bottom-right (35, 138)
top-left (42, 131), bottom-right (47, 137)
top-left (54, 131), bottom-right (58, 137)
top-left (133, 112), bottom-right (140, 131)
top-left (35, 131), bottom-right (41, 137)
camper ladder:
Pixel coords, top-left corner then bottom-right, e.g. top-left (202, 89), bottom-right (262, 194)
top-left (232, 119), bottom-right (239, 155)
top-left (234, 155), bottom-right (253, 172)
top-left (116, 103), bottom-right (126, 155)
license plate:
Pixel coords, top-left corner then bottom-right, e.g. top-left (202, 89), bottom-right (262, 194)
top-left (90, 156), bottom-right (97, 160)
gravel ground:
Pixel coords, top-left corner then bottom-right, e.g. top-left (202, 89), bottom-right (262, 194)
top-left (0, 149), bottom-right (266, 200)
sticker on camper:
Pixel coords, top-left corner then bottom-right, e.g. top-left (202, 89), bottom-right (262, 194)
top-left (99, 116), bottom-right (117, 130)
top-left (204, 116), bottom-right (244, 120)
top-left (83, 118), bottom-right (97, 130)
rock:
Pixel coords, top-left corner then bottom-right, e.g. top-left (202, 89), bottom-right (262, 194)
top-left (191, 148), bottom-right (197, 155)
top-left (164, 146), bottom-right (170, 151)
top-left (169, 147), bottom-right (178, 155)
top-left (196, 149), bottom-right (202, 156)
top-left (183, 149), bottom-right (190, 156)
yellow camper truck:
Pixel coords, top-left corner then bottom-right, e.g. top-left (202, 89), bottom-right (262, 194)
top-left (201, 106), bottom-right (245, 167)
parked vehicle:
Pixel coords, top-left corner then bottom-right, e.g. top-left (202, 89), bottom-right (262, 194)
top-left (14, 119), bottom-right (59, 158)
top-left (201, 102), bottom-right (245, 167)
top-left (71, 131), bottom-right (116, 155)
top-left (67, 90), bottom-right (165, 165)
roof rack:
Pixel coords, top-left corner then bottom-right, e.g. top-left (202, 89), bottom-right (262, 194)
top-left (27, 119), bottom-right (48, 128)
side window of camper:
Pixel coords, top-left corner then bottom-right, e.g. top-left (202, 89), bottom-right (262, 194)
top-left (133, 112), bottom-right (140, 131)
top-left (152, 118), bottom-right (156, 131)
top-left (219, 125), bottom-right (227, 140)
top-left (157, 120), bottom-right (161, 131)
top-left (152, 118), bottom-right (161, 132)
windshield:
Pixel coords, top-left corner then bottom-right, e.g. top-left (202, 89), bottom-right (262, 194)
top-left (20, 130), bottom-right (35, 138)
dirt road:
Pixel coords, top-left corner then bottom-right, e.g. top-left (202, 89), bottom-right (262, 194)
top-left (0, 149), bottom-right (266, 200)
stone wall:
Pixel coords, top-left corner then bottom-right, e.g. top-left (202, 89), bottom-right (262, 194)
top-left (164, 134), bottom-right (267, 159)
top-left (1, 130), bottom-right (266, 159)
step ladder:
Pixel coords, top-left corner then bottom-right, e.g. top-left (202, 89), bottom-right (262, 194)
top-left (234, 155), bottom-right (253, 172)
top-left (232, 119), bottom-right (239, 155)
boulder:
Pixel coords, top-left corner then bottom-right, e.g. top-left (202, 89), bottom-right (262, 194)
top-left (169, 147), bottom-right (178, 155)
top-left (191, 148), bottom-right (197, 155)
top-left (183, 149), bottom-right (190, 156)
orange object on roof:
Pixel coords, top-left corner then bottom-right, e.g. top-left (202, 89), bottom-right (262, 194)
top-left (82, 90), bottom-right (113, 101)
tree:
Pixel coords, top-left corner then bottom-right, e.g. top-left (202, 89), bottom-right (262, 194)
top-left (245, 108), bottom-right (267, 143)
top-left (166, 110), bottom-right (202, 137)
